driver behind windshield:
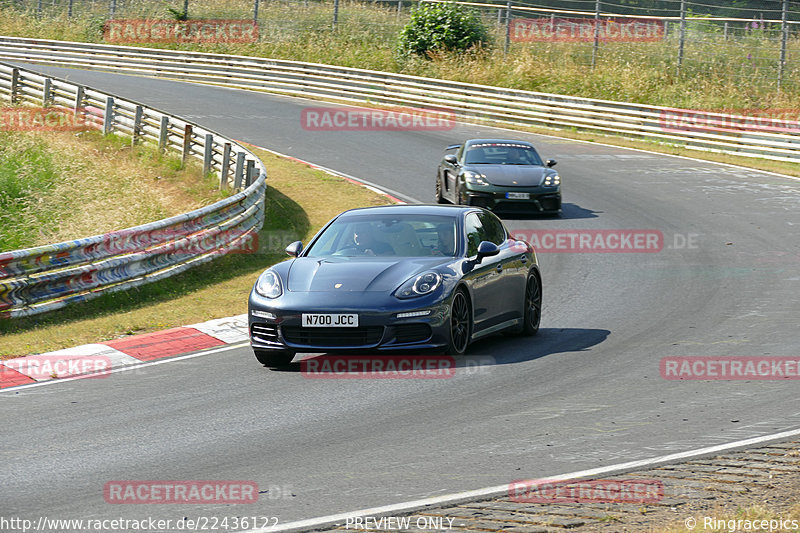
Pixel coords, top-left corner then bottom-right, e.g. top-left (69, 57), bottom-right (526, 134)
top-left (351, 223), bottom-right (394, 256)
top-left (431, 223), bottom-right (456, 256)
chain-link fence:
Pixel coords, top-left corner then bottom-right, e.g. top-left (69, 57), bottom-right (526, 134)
top-left (2, 0), bottom-right (799, 92)
top-left (476, 0), bottom-right (800, 91)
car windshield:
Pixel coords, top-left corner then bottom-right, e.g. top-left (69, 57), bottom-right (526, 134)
top-left (305, 214), bottom-right (458, 258)
top-left (464, 143), bottom-right (544, 166)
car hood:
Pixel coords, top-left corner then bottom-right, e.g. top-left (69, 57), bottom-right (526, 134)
top-left (286, 257), bottom-right (451, 292)
top-left (467, 165), bottom-right (550, 187)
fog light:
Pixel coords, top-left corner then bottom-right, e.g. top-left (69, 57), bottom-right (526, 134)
top-left (252, 310), bottom-right (276, 320)
top-left (396, 310), bottom-right (432, 319)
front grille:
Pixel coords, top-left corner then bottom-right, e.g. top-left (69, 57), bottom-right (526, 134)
top-left (282, 326), bottom-right (384, 347)
top-left (467, 196), bottom-right (493, 208)
top-left (495, 201), bottom-right (540, 213)
top-left (393, 324), bottom-right (432, 344)
top-left (251, 323), bottom-right (282, 346)
top-left (539, 197), bottom-right (561, 211)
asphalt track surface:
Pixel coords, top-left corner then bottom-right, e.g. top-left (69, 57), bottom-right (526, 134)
top-left (2, 64), bottom-right (799, 527)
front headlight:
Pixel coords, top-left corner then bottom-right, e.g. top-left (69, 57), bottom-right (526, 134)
top-left (255, 270), bottom-right (282, 298)
top-left (463, 171), bottom-right (489, 186)
top-left (395, 271), bottom-right (442, 299)
top-left (543, 174), bottom-right (561, 187)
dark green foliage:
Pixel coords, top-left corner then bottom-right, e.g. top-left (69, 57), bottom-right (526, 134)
top-left (167, 6), bottom-right (188, 21)
top-left (398, 2), bottom-right (489, 57)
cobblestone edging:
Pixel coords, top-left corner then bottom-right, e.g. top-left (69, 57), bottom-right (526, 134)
top-left (319, 441), bottom-right (800, 532)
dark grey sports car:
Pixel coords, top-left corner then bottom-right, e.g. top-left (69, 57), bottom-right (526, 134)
top-left (248, 204), bottom-right (541, 367)
top-left (436, 139), bottom-right (561, 215)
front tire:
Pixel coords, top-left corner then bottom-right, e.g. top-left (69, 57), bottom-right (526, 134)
top-left (254, 349), bottom-right (295, 367)
top-left (520, 273), bottom-right (542, 336)
top-left (445, 288), bottom-right (472, 355)
top-left (454, 182), bottom-right (464, 205)
top-left (435, 173), bottom-right (446, 204)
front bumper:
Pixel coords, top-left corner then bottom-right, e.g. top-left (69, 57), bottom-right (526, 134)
top-left (248, 290), bottom-right (452, 353)
top-left (464, 186), bottom-right (561, 214)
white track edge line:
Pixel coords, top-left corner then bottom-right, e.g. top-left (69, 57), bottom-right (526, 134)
top-left (0, 342), bottom-right (248, 392)
top-left (248, 143), bottom-right (418, 204)
top-left (244, 426), bottom-right (800, 533)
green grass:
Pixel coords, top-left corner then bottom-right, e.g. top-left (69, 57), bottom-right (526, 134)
top-left (0, 147), bottom-right (392, 358)
top-left (0, 133), bottom-right (60, 250)
top-left (0, 127), bottom-right (222, 253)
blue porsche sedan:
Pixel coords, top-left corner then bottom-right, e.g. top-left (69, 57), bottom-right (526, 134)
top-left (248, 204), bottom-right (541, 367)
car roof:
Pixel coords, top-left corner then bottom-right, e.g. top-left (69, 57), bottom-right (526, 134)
top-left (464, 139), bottom-right (536, 148)
top-left (337, 204), bottom-right (476, 218)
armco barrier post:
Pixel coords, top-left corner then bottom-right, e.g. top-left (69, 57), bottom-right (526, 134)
top-left (74, 86), bottom-right (84, 117)
top-left (245, 159), bottom-right (255, 187)
top-left (9, 67), bottom-right (18, 104)
top-left (132, 105), bottom-right (143, 145)
top-left (220, 142), bottom-right (232, 190)
top-left (103, 96), bottom-right (114, 135)
top-left (182, 124), bottom-right (192, 166)
top-left (203, 133), bottom-right (214, 176)
top-left (42, 77), bottom-right (52, 107)
top-left (234, 152), bottom-right (246, 190)
top-left (158, 115), bottom-right (169, 152)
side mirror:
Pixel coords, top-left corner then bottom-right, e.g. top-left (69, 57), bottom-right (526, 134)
top-left (476, 241), bottom-right (499, 262)
top-left (546, 159), bottom-right (557, 168)
top-left (285, 241), bottom-right (303, 257)
top-left (444, 154), bottom-right (458, 165)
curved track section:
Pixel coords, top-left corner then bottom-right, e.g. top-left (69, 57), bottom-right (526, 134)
top-left (1, 65), bottom-right (799, 526)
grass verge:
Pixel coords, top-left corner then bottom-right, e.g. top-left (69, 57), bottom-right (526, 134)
top-left (0, 147), bottom-right (392, 358)
top-left (0, 127), bottom-right (223, 252)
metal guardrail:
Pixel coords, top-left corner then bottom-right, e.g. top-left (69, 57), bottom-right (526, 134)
top-left (0, 36), bottom-right (798, 163)
top-left (0, 61), bottom-right (267, 319)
